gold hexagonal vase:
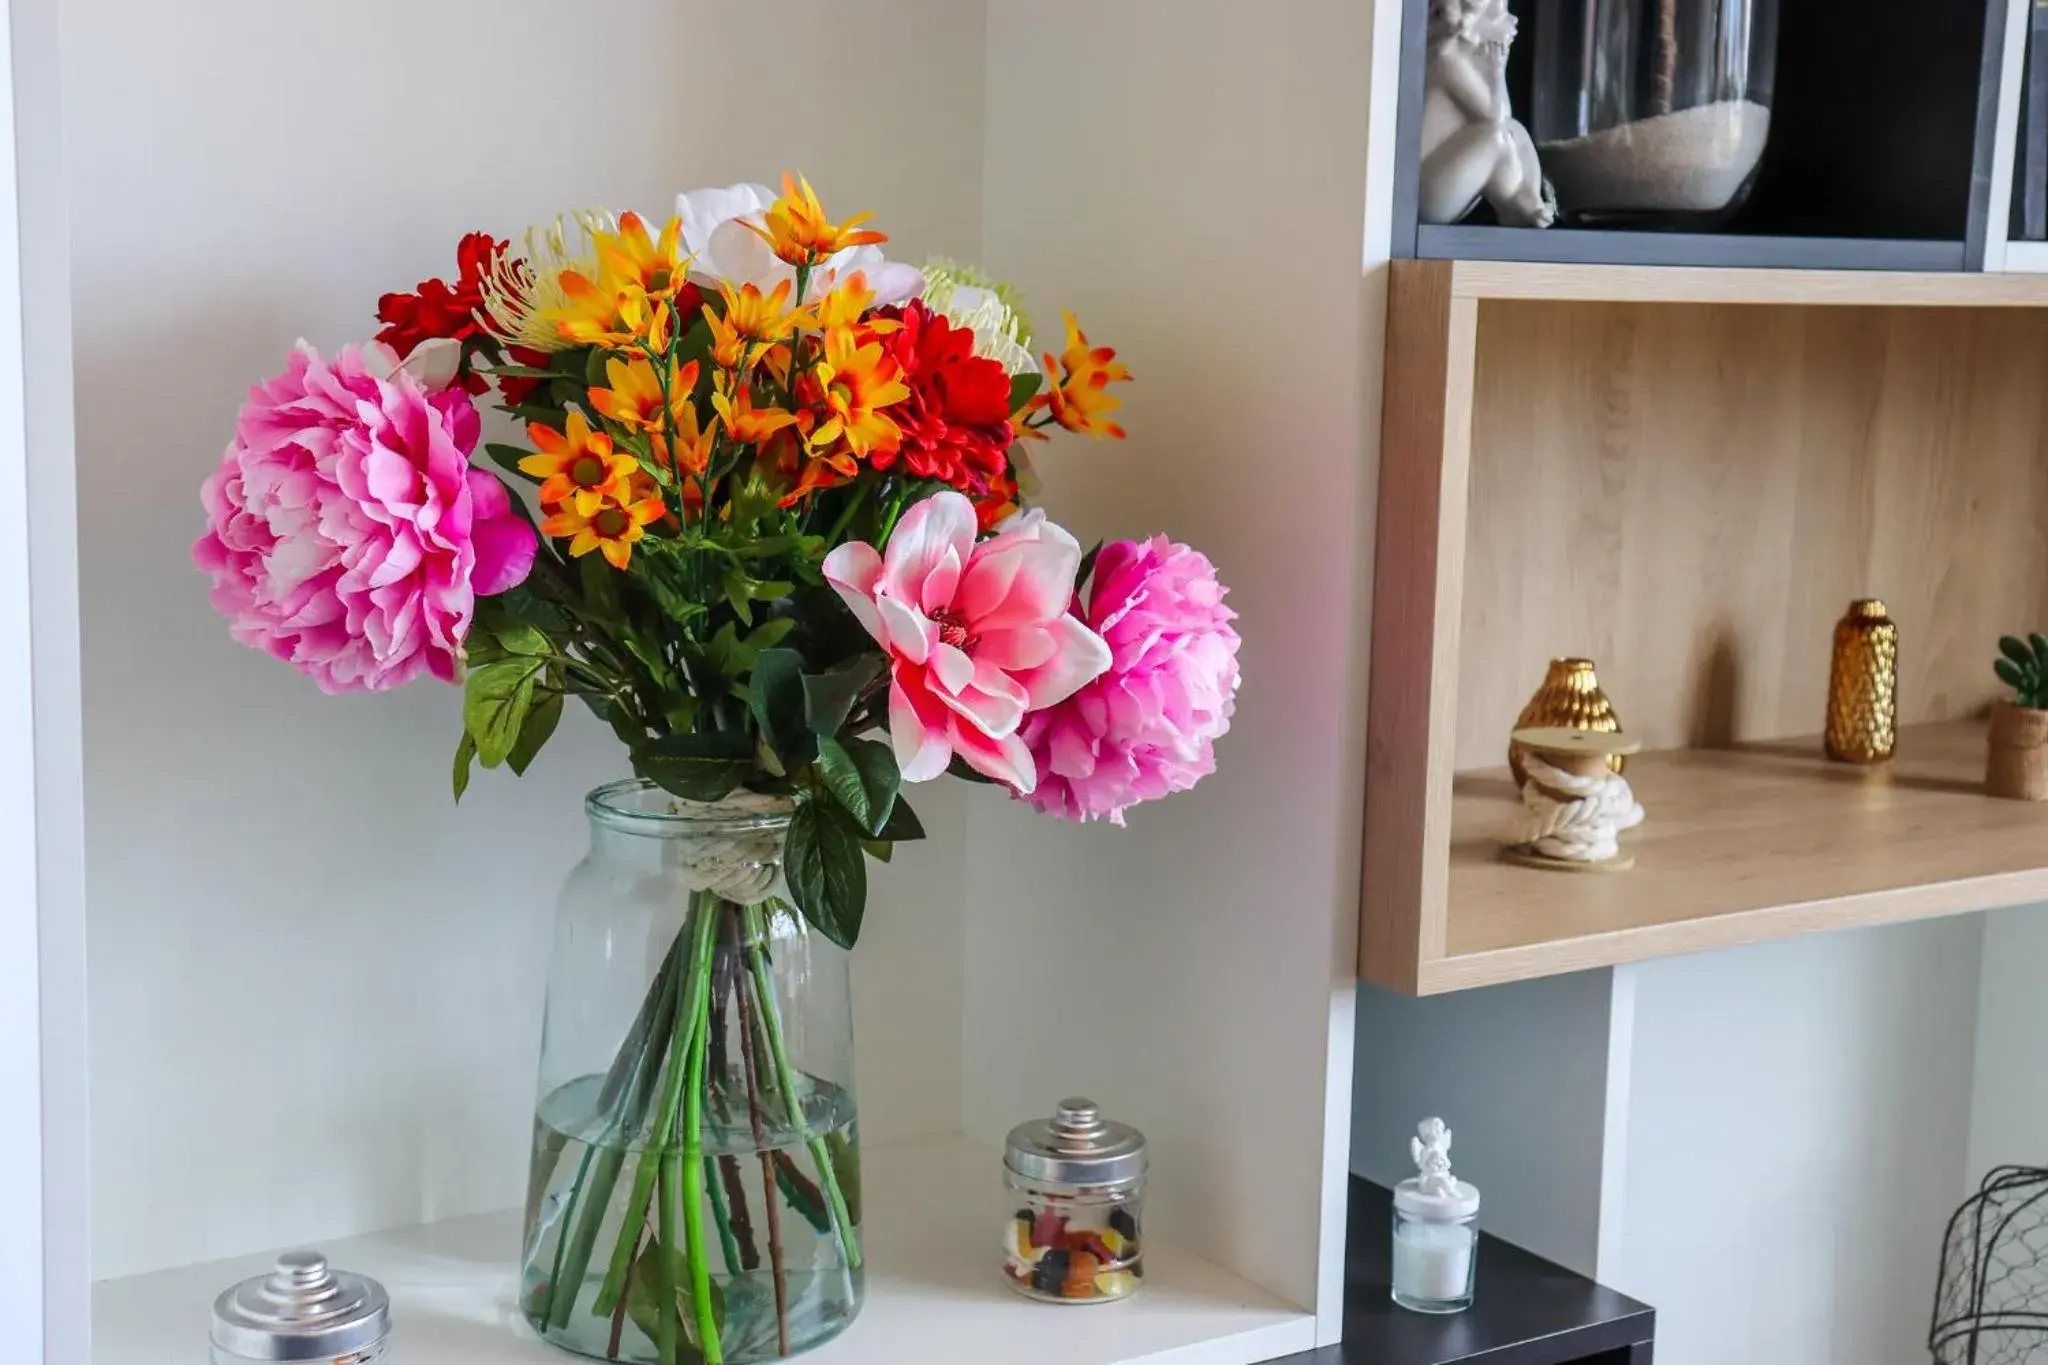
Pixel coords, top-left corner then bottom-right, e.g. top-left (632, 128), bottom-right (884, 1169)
top-left (1508, 658), bottom-right (1625, 787)
top-left (1825, 599), bottom-right (1897, 764)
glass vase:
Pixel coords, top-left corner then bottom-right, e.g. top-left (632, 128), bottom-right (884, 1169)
top-left (521, 782), bottom-right (863, 1364)
top-left (1531, 0), bottom-right (1779, 225)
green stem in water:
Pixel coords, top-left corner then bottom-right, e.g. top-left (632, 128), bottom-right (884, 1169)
top-left (743, 902), bottom-right (862, 1271)
top-left (543, 936), bottom-right (684, 1333)
top-left (705, 1156), bottom-right (742, 1277)
top-left (679, 905), bottom-right (723, 1363)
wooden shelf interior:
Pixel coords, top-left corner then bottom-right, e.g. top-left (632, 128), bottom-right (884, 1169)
top-left (1361, 260), bottom-right (2048, 995)
top-left (1436, 722), bottom-right (2048, 992)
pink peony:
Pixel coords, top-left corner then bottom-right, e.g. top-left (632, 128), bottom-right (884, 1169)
top-left (823, 492), bottom-right (1110, 791)
top-left (193, 340), bottom-right (536, 694)
top-left (1019, 536), bottom-right (1240, 824)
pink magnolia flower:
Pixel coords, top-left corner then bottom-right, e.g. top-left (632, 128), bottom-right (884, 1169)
top-left (193, 339), bottom-right (536, 694)
top-left (1019, 536), bottom-right (1240, 825)
top-left (823, 491), bottom-right (1110, 790)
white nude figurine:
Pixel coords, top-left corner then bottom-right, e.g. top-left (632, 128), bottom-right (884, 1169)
top-left (1418, 0), bottom-right (1556, 228)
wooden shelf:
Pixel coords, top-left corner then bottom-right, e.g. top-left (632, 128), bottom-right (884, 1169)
top-left (1360, 258), bottom-right (2048, 995)
top-left (92, 1133), bottom-right (1314, 1365)
top-left (1426, 257), bottom-right (2048, 308)
top-left (1421, 721), bottom-right (2048, 993)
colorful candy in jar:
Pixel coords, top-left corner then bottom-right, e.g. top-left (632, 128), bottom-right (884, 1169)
top-left (1001, 1204), bottom-right (1142, 1300)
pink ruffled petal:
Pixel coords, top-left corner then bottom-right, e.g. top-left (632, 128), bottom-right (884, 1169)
top-left (823, 541), bottom-right (887, 645)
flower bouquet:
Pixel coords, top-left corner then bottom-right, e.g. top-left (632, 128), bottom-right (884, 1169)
top-left (194, 175), bottom-right (1239, 1363)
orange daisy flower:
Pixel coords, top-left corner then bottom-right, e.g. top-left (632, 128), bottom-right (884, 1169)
top-left (711, 383), bottom-right (801, 447)
top-left (590, 356), bottom-right (701, 434)
top-left (518, 410), bottom-right (640, 515)
top-left (743, 173), bottom-right (887, 269)
top-left (704, 279), bottom-right (800, 372)
top-left (539, 476), bottom-right (667, 570)
top-left (804, 325), bottom-right (909, 461)
top-left (594, 212), bottom-right (689, 303)
top-left (1035, 311), bottom-right (1133, 440)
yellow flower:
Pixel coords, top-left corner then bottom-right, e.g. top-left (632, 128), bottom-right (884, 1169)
top-left (540, 481), bottom-right (667, 570)
top-left (711, 383), bottom-right (801, 447)
top-left (593, 212), bottom-right (689, 302)
top-left (804, 271), bottom-right (888, 332)
top-left (743, 172), bottom-right (887, 269)
top-left (704, 279), bottom-right (800, 371)
top-left (804, 325), bottom-right (909, 461)
top-left (517, 410), bottom-right (640, 515)
top-left (1035, 311), bottom-right (1132, 440)
top-left (542, 272), bottom-right (674, 349)
top-left (590, 356), bottom-right (701, 434)
top-left (670, 396), bottom-right (718, 478)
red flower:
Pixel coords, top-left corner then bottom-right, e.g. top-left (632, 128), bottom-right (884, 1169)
top-left (869, 301), bottom-right (1013, 497)
top-left (375, 232), bottom-right (505, 394)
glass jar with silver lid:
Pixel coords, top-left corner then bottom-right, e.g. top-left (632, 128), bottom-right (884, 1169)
top-left (210, 1250), bottom-right (391, 1363)
top-left (1002, 1098), bottom-right (1146, 1303)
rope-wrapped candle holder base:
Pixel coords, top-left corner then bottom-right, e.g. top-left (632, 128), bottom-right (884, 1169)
top-left (1501, 727), bottom-right (1645, 874)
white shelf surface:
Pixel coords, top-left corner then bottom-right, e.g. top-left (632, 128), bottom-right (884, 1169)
top-left (93, 1132), bottom-right (1313, 1365)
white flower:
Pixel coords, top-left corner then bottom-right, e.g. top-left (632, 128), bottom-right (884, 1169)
top-left (937, 284), bottom-right (1040, 375)
top-left (674, 181), bottom-right (924, 305)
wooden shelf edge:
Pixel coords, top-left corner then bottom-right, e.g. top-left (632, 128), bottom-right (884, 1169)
top-left (1394, 258), bottom-right (2048, 308)
top-left (1415, 867), bottom-right (2046, 995)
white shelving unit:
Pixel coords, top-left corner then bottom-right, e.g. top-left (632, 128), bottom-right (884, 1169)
top-left (23, 3), bottom-right (1369, 1363)
top-left (95, 1136), bottom-right (1313, 1365)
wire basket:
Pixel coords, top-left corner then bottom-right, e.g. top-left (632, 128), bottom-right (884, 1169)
top-left (1933, 1167), bottom-right (2048, 1365)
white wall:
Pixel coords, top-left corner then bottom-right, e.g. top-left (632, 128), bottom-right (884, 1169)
top-left (1611, 920), bottom-right (1983, 1365)
top-left (1967, 904), bottom-right (2048, 1182)
top-left (972, 0), bottom-right (1375, 1318)
top-left (67, 0), bottom-right (986, 1280)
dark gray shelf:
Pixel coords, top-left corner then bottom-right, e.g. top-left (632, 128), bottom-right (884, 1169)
top-left (1273, 1178), bottom-right (1654, 1365)
top-left (1415, 226), bottom-right (1966, 274)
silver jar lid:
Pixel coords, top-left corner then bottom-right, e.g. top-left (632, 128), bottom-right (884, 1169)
top-left (1005, 1097), bottom-right (1147, 1190)
top-left (210, 1250), bottom-right (391, 1361)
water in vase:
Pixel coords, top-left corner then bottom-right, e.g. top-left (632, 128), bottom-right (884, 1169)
top-left (523, 1072), bottom-right (863, 1363)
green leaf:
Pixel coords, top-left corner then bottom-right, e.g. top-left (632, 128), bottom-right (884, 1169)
top-left (464, 658), bottom-right (544, 767)
top-left (482, 363), bottom-right (556, 380)
top-left (876, 792), bottom-right (926, 842)
top-left (861, 839), bottom-right (893, 863)
top-left (815, 735), bottom-right (899, 836)
top-left (625, 1244), bottom-right (722, 1359)
top-left (2031, 633), bottom-right (2048, 671)
top-left (496, 622), bottom-right (551, 657)
top-left (1998, 658), bottom-right (2029, 692)
top-left (771, 1150), bottom-right (831, 1235)
top-left (946, 754), bottom-right (1001, 785)
top-left (508, 689), bottom-right (563, 776)
top-left (2001, 636), bottom-right (2034, 668)
top-left (1075, 539), bottom-right (1103, 592)
top-left (483, 442), bottom-right (540, 482)
top-left (635, 731), bottom-right (755, 803)
top-left (747, 648), bottom-right (808, 756)
top-left (603, 697), bottom-right (646, 749)
top-left (826, 1130), bottom-right (863, 1226)
top-left (1008, 372), bottom-right (1044, 412)
top-left (577, 547), bottom-right (623, 618)
top-left (785, 799), bottom-right (867, 949)
top-left (452, 732), bottom-right (476, 803)
top-left (802, 656), bottom-right (884, 737)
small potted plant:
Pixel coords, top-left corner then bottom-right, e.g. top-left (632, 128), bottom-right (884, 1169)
top-left (1989, 635), bottom-right (2048, 800)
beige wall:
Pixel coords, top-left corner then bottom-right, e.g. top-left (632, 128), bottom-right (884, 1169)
top-left (971, 0), bottom-right (1376, 1312)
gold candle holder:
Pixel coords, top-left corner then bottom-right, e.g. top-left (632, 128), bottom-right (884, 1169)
top-left (1824, 598), bottom-right (1898, 764)
top-left (1509, 658), bottom-right (1625, 787)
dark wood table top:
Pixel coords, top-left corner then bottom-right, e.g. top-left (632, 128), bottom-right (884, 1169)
top-left (1273, 1178), bottom-right (1655, 1365)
